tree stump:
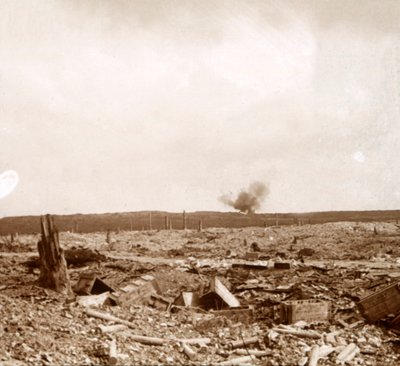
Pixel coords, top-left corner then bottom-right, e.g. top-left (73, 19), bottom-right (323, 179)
top-left (37, 214), bottom-right (72, 295)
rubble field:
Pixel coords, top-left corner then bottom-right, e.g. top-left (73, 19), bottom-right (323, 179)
top-left (1, 221), bottom-right (400, 365)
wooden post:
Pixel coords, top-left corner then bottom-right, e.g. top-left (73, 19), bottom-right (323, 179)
top-left (198, 220), bottom-right (202, 232)
top-left (106, 230), bottom-right (111, 244)
top-left (181, 342), bottom-right (197, 360)
top-left (308, 345), bottom-right (320, 366)
top-left (108, 338), bottom-right (119, 366)
top-left (149, 213), bottom-right (152, 230)
top-left (183, 211), bottom-right (187, 230)
top-left (169, 218), bottom-right (173, 230)
top-left (10, 233), bottom-right (14, 244)
top-left (165, 216), bottom-right (169, 230)
top-left (37, 215), bottom-right (71, 295)
top-left (275, 213), bottom-right (279, 226)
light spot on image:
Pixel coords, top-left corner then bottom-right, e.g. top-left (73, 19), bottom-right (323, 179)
top-left (353, 151), bottom-right (366, 163)
top-left (0, 170), bottom-right (19, 199)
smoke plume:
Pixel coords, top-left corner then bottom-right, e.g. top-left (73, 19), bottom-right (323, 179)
top-left (219, 181), bottom-right (270, 214)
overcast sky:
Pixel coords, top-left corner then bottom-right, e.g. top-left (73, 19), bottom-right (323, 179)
top-left (1, 0), bottom-right (399, 217)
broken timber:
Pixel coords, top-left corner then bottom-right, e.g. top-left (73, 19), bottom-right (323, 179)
top-left (217, 355), bottom-right (256, 366)
top-left (273, 326), bottom-right (321, 339)
top-left (181, 343), bottom-right (197, 361)
top-left (37, 214), bottom-right (72, 295)
top-left (86, 308), bottom-right (210, 346)
top-left (108, 338), bottom-right (118, 366)
top-left (211, 306), bottom-right (254, 323)
top-left (229, 336), bottom-right (259, 349)
top-left (232, 261), bottom-right (268, 270)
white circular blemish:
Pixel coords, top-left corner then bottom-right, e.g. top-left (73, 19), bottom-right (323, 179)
top-left (353, 151), bottom-right (366, 163)
top-left (0, 170), bottom-right (19, 199)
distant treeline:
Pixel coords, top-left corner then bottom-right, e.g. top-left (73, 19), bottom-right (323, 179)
top-left (0, 210), bottom-right (400, 235)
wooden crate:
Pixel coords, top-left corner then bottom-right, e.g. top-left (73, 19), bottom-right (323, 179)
top-left (245, 252), bottom-right (260, 261)
top-left (280, 299), bottom-right (330, 324)
top-left (74, 272), bottom-right (114, 295)
top-left (390, 313), bottom-right (400, 329)
top-left (358, 282), bottom-right (400, 322)
top-left (274, 262), bottom-right (291, 269)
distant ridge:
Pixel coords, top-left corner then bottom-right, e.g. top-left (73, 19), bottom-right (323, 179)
top-left (0, 210), bottom-right (399, 235)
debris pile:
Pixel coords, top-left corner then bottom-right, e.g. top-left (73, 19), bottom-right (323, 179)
top-left (1, 221), bottom-right (400, 365)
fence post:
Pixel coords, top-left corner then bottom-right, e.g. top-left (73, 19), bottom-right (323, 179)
top-left (183, 211), bottom-right (187, 230)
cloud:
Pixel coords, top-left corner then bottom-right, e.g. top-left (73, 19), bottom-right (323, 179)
top-left (0, 1), bottom-right (399, 216)
top-left (309, 0), bottom-right (400, 34)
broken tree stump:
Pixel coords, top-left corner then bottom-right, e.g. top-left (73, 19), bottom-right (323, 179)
top-left (37, 214), bottom-right (72, 295)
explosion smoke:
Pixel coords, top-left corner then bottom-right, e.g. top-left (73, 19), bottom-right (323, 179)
top-left (219, 181), bottom-right (270, 214)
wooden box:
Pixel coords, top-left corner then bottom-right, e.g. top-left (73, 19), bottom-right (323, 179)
top-left (358, 282), bottom-right (400, 322)
top-left (280, 299), bottom-right (330, 324)
top-left (74, 272), bottom-right (114, 295)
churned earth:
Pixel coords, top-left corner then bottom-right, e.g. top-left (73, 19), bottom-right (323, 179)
top-left (1, 221), bottom-right (400, 365)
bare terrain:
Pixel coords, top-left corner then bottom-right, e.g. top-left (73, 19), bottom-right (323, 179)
top-left (1, 220), bottom-right (400, 365)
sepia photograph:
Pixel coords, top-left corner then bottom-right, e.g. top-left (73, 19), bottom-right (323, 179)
top-left (0, 1), bottom-right (400, 365)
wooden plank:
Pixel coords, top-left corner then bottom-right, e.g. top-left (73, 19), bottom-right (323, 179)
top-left (217, 355), bottom-right (256, 366)
top-left (211, 277), bottom-right (240, 308)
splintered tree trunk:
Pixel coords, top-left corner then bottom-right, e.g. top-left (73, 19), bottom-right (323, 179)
top-left (37, 215), bottom-right (72, 295)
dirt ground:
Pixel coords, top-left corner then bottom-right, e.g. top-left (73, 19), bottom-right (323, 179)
top-left (1, 221), bottom-right (400, 365)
